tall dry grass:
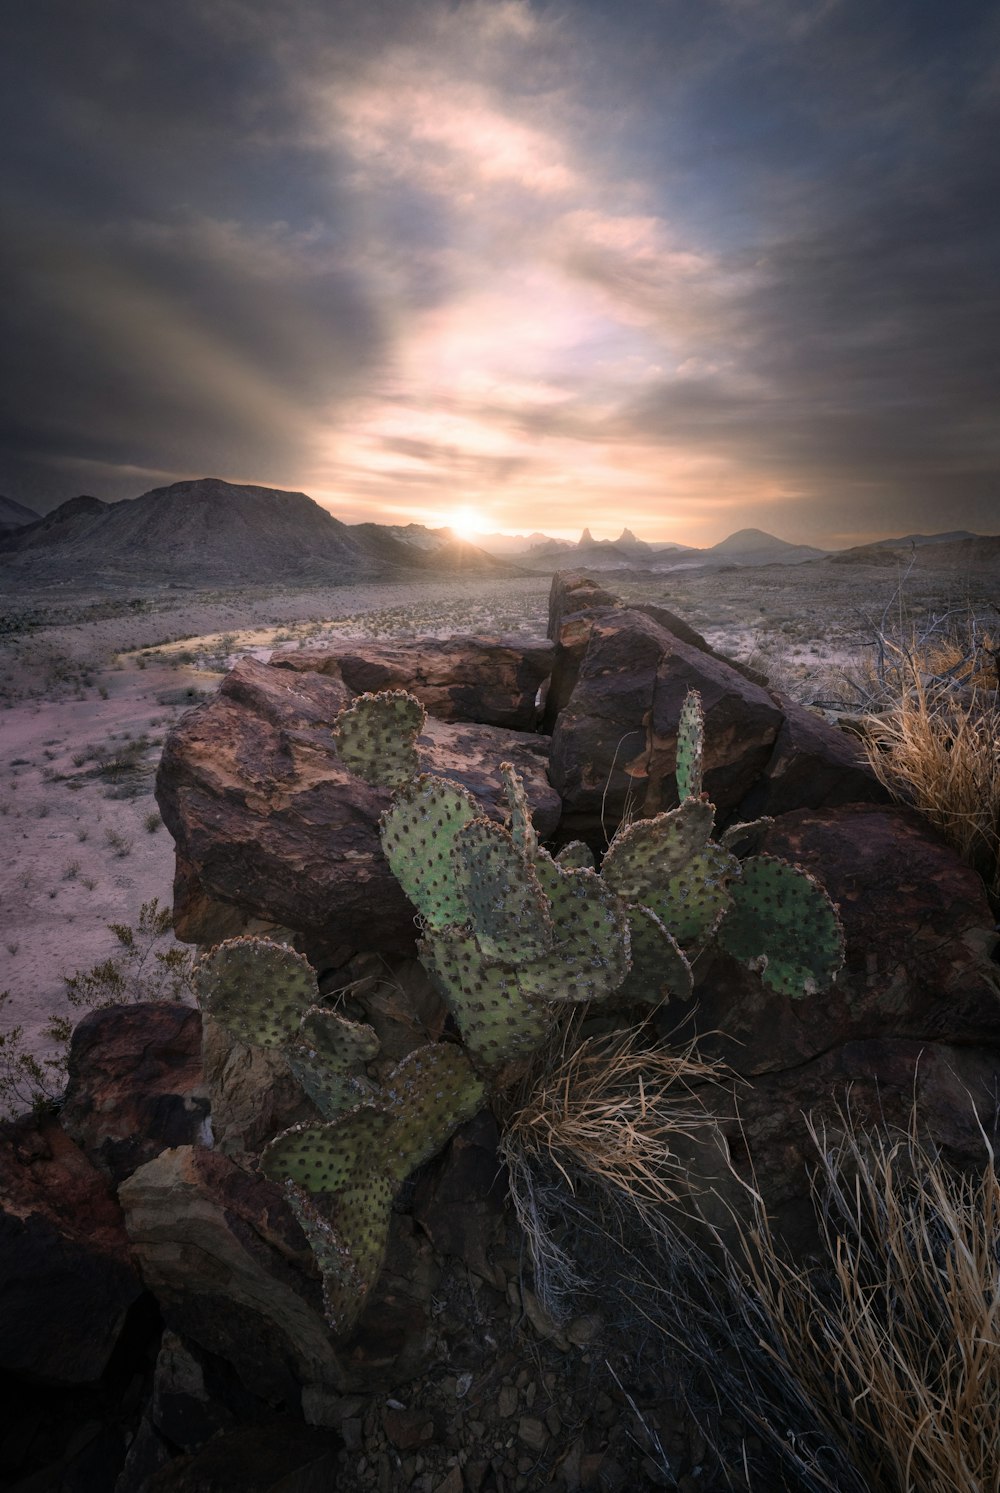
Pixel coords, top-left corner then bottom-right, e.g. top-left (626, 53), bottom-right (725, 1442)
top-left (862, 642), bottom-right (1000, 902)
top-left (711, 1111), bottom-right (1000, 1493)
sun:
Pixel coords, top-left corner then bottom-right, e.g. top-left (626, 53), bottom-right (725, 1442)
top-left (450, 506), bottom-right (489, 541)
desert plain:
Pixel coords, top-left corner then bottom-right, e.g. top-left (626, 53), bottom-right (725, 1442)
top-left (1, 545), bottom-right (996, 1108)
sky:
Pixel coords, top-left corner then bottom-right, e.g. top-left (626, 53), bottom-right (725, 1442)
top-left (1, 0), bottom-right (998, 547)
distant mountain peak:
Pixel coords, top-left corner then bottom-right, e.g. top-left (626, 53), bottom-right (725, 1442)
top-left (578, 527), bottom-right (594, 546)
top-left (619, 527), bottom-right (638, 545)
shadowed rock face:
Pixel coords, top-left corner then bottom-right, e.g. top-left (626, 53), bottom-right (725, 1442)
top-left (156, 656), bottom-right (559, 955)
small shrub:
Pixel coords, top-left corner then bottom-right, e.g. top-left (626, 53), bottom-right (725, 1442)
top-left (144, 811), bottom-right (162, 833)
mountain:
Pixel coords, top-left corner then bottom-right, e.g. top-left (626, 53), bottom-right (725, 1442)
top-left (0, 495), bottom-right (41, 532)
top-left (0, 479), bottom-right (526, 588)
top-left (0, 479), bottom-right (383, 585)
top-left (473, 530), bottom-right (571, 557)
top-left (708, 528), bottom-right (829, 565)
top-left (870, 531), bottom-right (979, 548)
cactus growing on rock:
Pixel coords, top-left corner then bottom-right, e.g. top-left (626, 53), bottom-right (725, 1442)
top-left (194, 684), bottom-right (845, 1335)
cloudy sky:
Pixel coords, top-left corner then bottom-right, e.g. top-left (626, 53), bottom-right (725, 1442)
top-left (2, 0), bottom-right (997, 545)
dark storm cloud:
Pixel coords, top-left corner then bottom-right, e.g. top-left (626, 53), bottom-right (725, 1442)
top-left (1, 0), bottom-right (997, 541)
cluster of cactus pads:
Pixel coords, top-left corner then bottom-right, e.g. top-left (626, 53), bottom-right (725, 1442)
top-left (194, 686), bottom-right (845, 1334)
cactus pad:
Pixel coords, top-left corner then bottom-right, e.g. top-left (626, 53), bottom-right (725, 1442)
top-left (194, 936), bottom-right (318, 1049)
top-left (515, 854), bottom-right (631, 1005)
top-left (676, 689), bottom-right (704, 801)
top-left (420, 930), bottom-right (553, 1068)
top-left (617, 903), bottom-right (693, 1004)
top-left (720, 817), bottom-right (774, 857)
top-left (334, 690), bottom-right (425, 789)
top-left (554, 841), bottom-right (595, 871)
top-left (717, 854), bottom-right (845, 997)
top-left (640, 843), bottom-right (739, 947)
top-left (286, 1178), bottom-right (394, 1335)
top-left (381, 1043), bottom-right (485, 1180)
top-left (380, 774), bottom-right (479, 930)
top-left (501, 761), bottom-right (538, 860)
top-left (260, 1105), bottom-right (389, 1193)
top-left (601, 799), bottom-right (717, 901)
top-left (454, 818), bottom-right (553, 965)
top-left (285, 1008), bottom-right (379, 1119)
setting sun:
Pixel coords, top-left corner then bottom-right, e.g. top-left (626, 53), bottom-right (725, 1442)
top-left (450, 506), bottom-right (489, 540)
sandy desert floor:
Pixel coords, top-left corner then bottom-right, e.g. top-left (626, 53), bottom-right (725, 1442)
top-left (1, 556), bottom-right (995, 1110)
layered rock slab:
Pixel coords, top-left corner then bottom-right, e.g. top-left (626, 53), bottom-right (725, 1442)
top-left (272, 633), bottom-right (554, 731)
top-left (157, 656), bottom-right (558, 954)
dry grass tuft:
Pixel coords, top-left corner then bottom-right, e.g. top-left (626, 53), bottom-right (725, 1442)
top-left (862, 643), bottom-right (1000, 900)
top-left (717, 1109), bottom-right (1000, 1493)
top-left (502, 1020), bottom-right (723, 1218)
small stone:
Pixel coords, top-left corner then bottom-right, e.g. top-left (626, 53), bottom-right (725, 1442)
top-left (342, 1418), bottom-right (363, 1452)
top-left (434, 1467), bottom-right (464, 1493)
top-left (567, 1314), bottom-right (602, 1346)
top-left (524, 1382), bottom-right (536, 1409)
top-left (498, 1384), bottom-right (518, 1418)
top-left (382, 1405), bottom-right (435, 1451)
top-left (545, 1406), bottom-right (561, 1437)
top-left (517, 1417), bottom-right (548, 1455)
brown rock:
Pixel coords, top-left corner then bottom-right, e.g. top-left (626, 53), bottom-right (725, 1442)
top-left (688, 804), bottom-right (1000, 1075)
top-left (61, 1002), bottom-right (210, 1183)
top-left (735, 693), bottom-right (889, 820)
top-left (119, 1145), bottom-right (342, 1404)
top-left (273, 633), bottom-right (554, 731)
top-left (200, 1014), bottom-right (321, 1157)
top-left (412, 1112), bottom-right (507, 1279)
top-left (156, 655), bottom-right (558, 953)
top-left (381, 1404), bottom-right (435, 1450)
top-left (0, 1113), bottom-right (142, 1384)
top-left (550, 609), bottom-right (783, 840)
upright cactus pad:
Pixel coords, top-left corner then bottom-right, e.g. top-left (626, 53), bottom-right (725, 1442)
top-left (717, 854), bottom-right (845, 997)
top-left (676, 689), bottom-right (704, 801)
top-left (420, 929), bottom-right (553, 1068)
top-left (380, 774), bottom-right (479, 930)
top-left (260, 1104), bottom-right (390, 1193)
top-left (601, 799), bottom-right (717, 900)
top-left (720, 817), bottom-right (774, 857)
top-left (501, 761), bottom-right (538, 860)
top-left (381, 1043), bottom-right (485, 1180)
top-left (515, 854), bottom-right (632, 1005)
top-left (455, 818), bottom-right (554, 966)
top-left (617, 903), bottom-right (693, 1004)
top-left (333, 690), bottom-right (426, 789)
top-left (194, 936), bottom-right (318, 1049)
top-left (287, 1009), bottom-right (379, 1119)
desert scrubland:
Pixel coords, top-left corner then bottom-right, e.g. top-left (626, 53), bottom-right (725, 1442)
top-left (1, 550), bottom-right (995, 1105)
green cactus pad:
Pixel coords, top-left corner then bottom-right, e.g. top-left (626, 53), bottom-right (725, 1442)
top-left (640, 843), bottom-right (739, 947)
top-left (514, 854), bottom-right (631, 1005)
top-left (285, 1052), bottom-right (369, 1121)
top-left (420, 929), bottom-right (553, 1068)
top-left (380, 774), bottom-right (480, 930)
top-left (333, 690), bottom-right (426, 789)
top-left (716, 854), bottom-right (845, 998)
top-left (501, 761), bottom-right (537, 859)
top-left (285, 1011), bottom-right (378, 1119)
top-left (194, 936), bottom-right (318, 1049)
top-left (554, 841), bottom-right (595, 871)
top-left (617, 903), bottom-right (693, 1004)
top-left (676, 689), bottom-right (704, 801)
top-left (720, 817), bottom-right (774, 856)
top-left (285, 1177), bottom-right (394, 1336)
top-left (601, 799), bottom-right (717, 901)
top-left (260, 1105), bottom-right (389, 1193)
top-left (454, 818), bottom-right (553, 966)
top-left (381, 1043), bottom-right (485, 1180)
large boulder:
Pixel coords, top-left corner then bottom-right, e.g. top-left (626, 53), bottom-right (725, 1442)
top-left (550, 608), bottom-right (785, 841)
top-left (157, 656), bottom-right (559, 955)
top-left (61, 1002), bottom-right (210, 1183)
top-left (687, 804), bottom-right (1000, 1075)
top-left (0, 1113), bottom-right (143, 1384)
top-left (272, 633), bottom-right (554, 731)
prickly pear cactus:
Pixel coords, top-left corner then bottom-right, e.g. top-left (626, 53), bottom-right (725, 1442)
top-left (191, 682), bottom-right (847, 1339)
top-left (334, 689), bottom-right (426, 788)
top-left (716, 854), bottom-right (845, 997)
